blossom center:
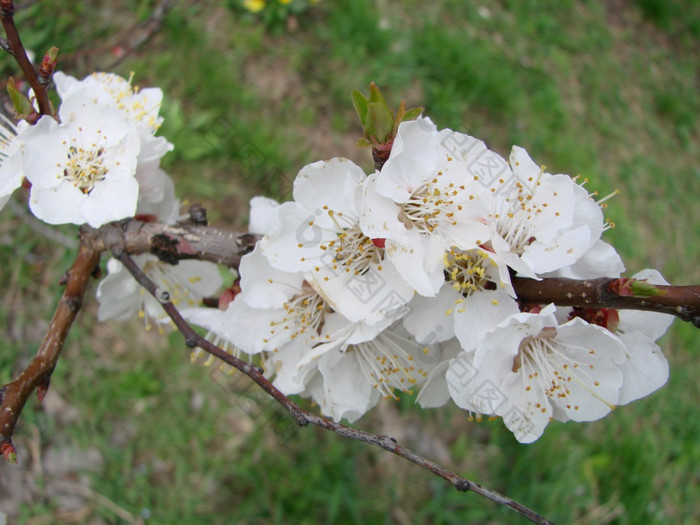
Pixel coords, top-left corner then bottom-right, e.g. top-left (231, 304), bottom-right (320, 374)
top-left (512, 327), bottom-right (612, 411)
top-left (63, 144), bottom-right (108, 194)
top-left (270, 286), bottom-right (328, 343)
top-left (351, 330), bottom-right (429, 400)
top-left (320, 210), bottom-right (382, 275)
top-left (443, 248), bottom-right (492, 296)
top-left (488, 171), bottom-right (548, 254)
top-left (400, 173), bottom-right (462, 233)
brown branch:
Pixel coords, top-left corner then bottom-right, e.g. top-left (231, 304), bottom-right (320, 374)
top-left (0, 0), bottom-right (52, 116)
top-left (82, 217), bottom-right (700, 327)
top-left (512, 276), bottom-right (700, 328)
top-left (113, 249), bottom-right (553, 524)
top-left (80, 219), bottom-right (258, 268)
top-left (0, 244), bottom-right (100, 461)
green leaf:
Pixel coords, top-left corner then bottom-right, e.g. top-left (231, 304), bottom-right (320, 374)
top-left (367, 102), bottom-right (394, 143)
top-left (401, 107), bottom-right (424, 122)
top-left (7, 78), bottom-right (34, 117)
top-left (351, 89), bottom-right (369, 124)
top-left (355, 137), bottom-right (372, 148)
top-left (630, 280), bottom-right (667, 297)
top-left (368, 81), bottom-right (388, 106)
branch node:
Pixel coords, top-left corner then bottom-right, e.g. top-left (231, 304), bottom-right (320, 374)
top-left (455, 479), bottom-right (472, 492)
top-left (154, 288), bottom-right (170, 303)
top-left (236, 233), bottom-right (259, 256)
top-left (65, 296), bottom-right (83, 313)
top-left (294, 414), bottom-right (310, 427)
top-left (36, 374), bottom-right (51, 402)
top-left (188, 204), bottom-right (208, 226)
top-left (184, 334), bottom-right (198, 348)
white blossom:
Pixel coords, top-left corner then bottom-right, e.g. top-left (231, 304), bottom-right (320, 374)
top-left (96, 180), bottom-right (221, 325)
top-left (23, 99), bottom-right (141, 227)
top-left (262, 158), bottom-right (414, 324)
top-left (446, 304), bottom-right (628, 443)
top-left (478, 146), bottom-right (617, 279)
top-left (563, 269), bottom-right (673, 405)
top-left (272, 320), bottom-right (440, 422)
top-left (53, 71), bottom-right (172, 162)
top-left (360, 117), bottom-right (491, 296)
top-left (403, 247), bottom-right (519, 349)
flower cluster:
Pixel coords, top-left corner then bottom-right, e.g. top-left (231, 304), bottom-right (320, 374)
top-left (2, 68), bottom-right (672, 442)
top-left (0, 71), bottom-right (222, 325)
top-left (183, 116), bottom-right (673, 442)
top-left (1, 71), bottom-right (173, 227)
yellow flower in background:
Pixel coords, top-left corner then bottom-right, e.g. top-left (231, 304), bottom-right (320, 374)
top-left (278, 0), bottom-right (292, 5)
top-left (243, 0), bottom-right (266, 13)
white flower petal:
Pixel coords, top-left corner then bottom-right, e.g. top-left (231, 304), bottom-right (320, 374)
top-left (552, 240), bottom-right (625, 279)
top-left (403, 286), bottom-right (459, 344)
top-left (309, 355), bottom-right (380, 423)
top-left (224, 299), bottom-right (292, 354)
top-left (358, 174), bottom-right (411, 243)
top-left (385, 232), bottom-right (446, 296)
top-left (29, 183), bottom-right (88, 225)
top-left (248, 196), bottom-right (280, 235)
top-left (307, 258), bottom-right (414, 325)
top-left (237, 244), bottom-right (304, 308)
top-left (375, 117), bottom-right (442, 202)
top-left (616, 331), bottom-right (669, 405)
top-left (81, 175), bottom-right (139, 227)
top-left (453, 290), bottom-right (520, 350)
top-left (292, 157), bottom-right (365, 214)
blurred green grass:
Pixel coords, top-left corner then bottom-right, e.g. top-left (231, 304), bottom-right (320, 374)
top-left (1, 0), bottom-right (698, 523)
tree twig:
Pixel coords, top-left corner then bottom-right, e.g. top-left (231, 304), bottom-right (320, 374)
top-left (512, 276), bottom-right (700, 327)
top-left (81, 218), bottom-right (700, 327)
top-left (103, 0), bottom-right (176, 70)
top-left (0, 244), bottom-right (100, 462)
top-left (80, 220), bottom-right (258, 268)
top-left (0, 0), bottom-right (52, 116)
top-left (113, 248), bottom-right (553, 524)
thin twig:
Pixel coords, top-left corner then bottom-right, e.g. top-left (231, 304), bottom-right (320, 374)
top-left (103, 0), bottom-right (176, 70)
top-left (113, 249), bottom-right (553, 524)
top-left (0, 0), bottom-right (52, 116)
top-left (0, 244), bottom-right (100, 461)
